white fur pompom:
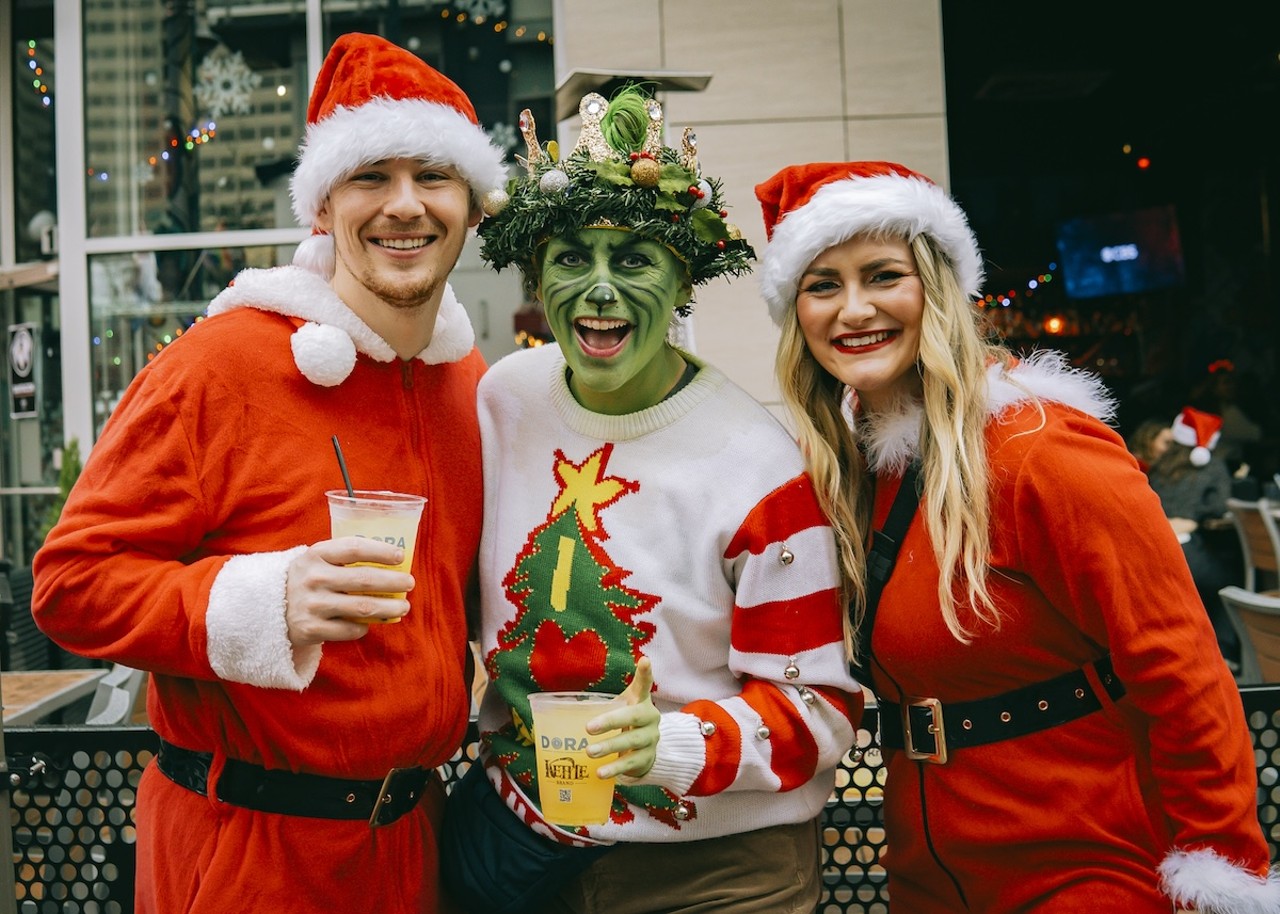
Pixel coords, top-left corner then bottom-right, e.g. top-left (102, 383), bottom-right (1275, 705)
top-left (291, 322), bottom-right (356, 387)
top-left (292, 234), bottom-right (335, 280)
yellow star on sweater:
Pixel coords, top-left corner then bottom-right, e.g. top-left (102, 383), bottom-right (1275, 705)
top-left (550, 445), bottom-right (636, 534)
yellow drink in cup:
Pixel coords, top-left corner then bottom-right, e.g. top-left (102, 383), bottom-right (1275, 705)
top-left (325, 490), bottom-right (426, 616)
top-left (528, 691), bottom-right (619, 827)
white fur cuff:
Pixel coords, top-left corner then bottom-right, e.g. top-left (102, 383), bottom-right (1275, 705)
top-left (206, 546), bottom-right (321, 691)
top-left (1159, 847), bottom-right (1280, 914)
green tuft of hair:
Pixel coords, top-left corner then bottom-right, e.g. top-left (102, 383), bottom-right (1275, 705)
top-left (600, 86), bottom-right (651, 154)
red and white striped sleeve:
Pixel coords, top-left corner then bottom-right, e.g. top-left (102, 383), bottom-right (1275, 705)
top-left (644, 473), bottom-right (865, 798)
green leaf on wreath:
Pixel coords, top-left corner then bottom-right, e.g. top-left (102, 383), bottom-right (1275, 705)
top-left (690, 208), bottom-right (731, 243)
top-left (657, 164), bottom-right (698, 195)
top-left (581, 160), bottom-right (634, 186)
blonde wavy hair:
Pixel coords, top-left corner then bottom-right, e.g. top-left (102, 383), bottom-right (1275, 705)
top-left (776, 232), bottom-right (1013, 656)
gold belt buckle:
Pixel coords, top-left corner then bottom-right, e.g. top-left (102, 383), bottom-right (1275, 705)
top-left (369, 767), bottom-right (406, 829)
top-left (903, 696), bottom-right (948, 764)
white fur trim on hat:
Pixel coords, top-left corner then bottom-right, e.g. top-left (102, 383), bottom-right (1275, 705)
top-left (759, 173), bottom-right (984, 325)
top-left (290, 97), bottom-right (509, 229)
top-left (206, 546), bottom-right (322, 691)
top-left (1159, 846), bottom-right (1280, 914)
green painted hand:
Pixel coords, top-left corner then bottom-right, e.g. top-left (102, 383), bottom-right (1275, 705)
top-left (586, 656), bottom-right (659, 780)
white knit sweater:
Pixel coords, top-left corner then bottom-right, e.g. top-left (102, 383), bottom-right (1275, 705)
top-left (475, 344), bottom-right (862, 845)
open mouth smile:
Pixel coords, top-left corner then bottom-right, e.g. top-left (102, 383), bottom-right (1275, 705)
top-left (371, 236), bottom-right (433, 251)
top-left (833, 329), bottom-right (898, 353)
top-left (575, 316), bottom-right (632, 358)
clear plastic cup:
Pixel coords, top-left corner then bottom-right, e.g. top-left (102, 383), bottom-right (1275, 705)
top-left (528, 691), bottom-right (619, 826)
top-left (325, 490), bottom-right (426, 615)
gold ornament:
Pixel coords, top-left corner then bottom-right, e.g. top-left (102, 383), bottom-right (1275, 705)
top-left (630, 157), bottom-right (661, 187)
top-left (482, 187), bottom-right (510, 216)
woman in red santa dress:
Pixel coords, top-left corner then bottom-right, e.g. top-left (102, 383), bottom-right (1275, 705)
top-left (755, 160), bottom-right (1278, 913)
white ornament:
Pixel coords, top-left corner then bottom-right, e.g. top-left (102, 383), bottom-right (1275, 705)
top-left (195, 47), bottom-right (262, 119)
top-left (692, 179), bottom-right (714, 209)
top-left (538, 169), bottom-right (570, 194)
top-left (487, 121), bottom-right (519, 155)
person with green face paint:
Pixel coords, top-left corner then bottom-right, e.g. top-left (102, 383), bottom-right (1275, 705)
top-left (440, 88), bottom-right (864, 914)
top-left (540, 230), bottom-right (692, 414)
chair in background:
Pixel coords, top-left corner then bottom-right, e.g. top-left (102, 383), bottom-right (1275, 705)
top-left (84, 664), bottom-right (149, 725)
top-left (1225, 497), bottom-right (1280, 592)
top-left (1219, 586), bottom-right (1280, 685)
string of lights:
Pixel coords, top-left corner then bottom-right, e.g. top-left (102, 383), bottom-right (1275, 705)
top-left (439, 5), bottom-right (553, 42)
top-left (26, 40), bottom-right (52, 107)
top-left (978, 264), bottom-right (1058, 310)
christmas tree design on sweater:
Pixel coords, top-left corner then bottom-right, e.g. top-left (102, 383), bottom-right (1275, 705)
top-left (485, 444), bottom-right (688, 828)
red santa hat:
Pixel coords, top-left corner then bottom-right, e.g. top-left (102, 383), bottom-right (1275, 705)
top-left (1170, 406), bottom-right (1223, 467)
top-left (754, 161), bottom-right (984, 325)
top-left (289, 33), bottom-right (508, 278)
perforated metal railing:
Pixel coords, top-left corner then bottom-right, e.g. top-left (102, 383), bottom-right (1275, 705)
top-left (4, 728), bottom-right (155, 914)
top-left (7, 692), bottom-right (1280, 914)
top-left (1243, 685), bottom-right (1280, 863)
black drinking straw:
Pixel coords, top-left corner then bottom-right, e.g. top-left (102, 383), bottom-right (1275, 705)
top-left (331, 435), bottom-right (355, 497)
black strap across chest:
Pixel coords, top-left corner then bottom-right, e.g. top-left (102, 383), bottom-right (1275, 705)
top-left (850, 461), bottom-right (921, 680)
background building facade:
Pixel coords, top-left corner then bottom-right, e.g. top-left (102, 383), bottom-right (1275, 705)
top-left (1, 0), bottom-right (948, 567)
top-left (5, 1), bottom-right (1277, 569)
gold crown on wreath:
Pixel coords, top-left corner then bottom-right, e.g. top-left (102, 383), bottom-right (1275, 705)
top-left (476, 87), bottom-right (755, 290)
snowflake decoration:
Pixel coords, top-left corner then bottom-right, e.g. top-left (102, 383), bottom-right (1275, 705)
top-left (195, 47), bottom-right (261, 119)
top-left (454, 0), bottom-right (507, 19)
top-left (487, 121), bottom-right (519, 155)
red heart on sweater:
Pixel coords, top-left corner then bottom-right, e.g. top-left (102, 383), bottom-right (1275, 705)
top-left (529, 621), bottom-right (607, 691)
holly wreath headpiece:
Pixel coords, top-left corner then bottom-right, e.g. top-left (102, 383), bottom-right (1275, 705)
top-left (477, 86), bottom-right (755, 293)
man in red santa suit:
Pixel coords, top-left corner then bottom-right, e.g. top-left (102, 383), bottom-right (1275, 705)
top-left (33, 32), bottom-right (507, 914)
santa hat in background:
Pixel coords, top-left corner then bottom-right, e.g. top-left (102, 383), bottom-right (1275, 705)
top-left (753, 161), bottom-right (985, 325)
top-left (1171, 406), bottom-right (1223, 467)
top-left (289, 32), bottom-right (508, 278)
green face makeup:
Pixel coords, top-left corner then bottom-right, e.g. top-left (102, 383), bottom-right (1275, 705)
top-left (539, 228), bottom-right (690, 415)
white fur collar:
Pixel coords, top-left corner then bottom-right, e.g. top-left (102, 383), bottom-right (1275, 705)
top-left (858, 350), bottom-right (1117, 474)
top-left (207, 265), bottom-right (475, 386)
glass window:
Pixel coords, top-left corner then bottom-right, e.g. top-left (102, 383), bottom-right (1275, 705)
top-left (87, 244), bottom-right (282, 436)
top-left (82, 0), bottom-right (311, 237)
top-left (78, 0), bottom-right (553, 431)
top-left (13, 16), bottom-right (58, 264)
top-left (81, 0), bottom-right (555, 240)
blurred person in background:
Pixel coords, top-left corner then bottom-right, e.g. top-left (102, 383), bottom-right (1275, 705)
top-left (1125, 417), bottom-right (1171, 474)
top-left (1147, 407), bottom-right (1240, 666)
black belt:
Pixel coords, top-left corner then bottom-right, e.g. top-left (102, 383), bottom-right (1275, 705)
top-left (878, 655), bottom-right (1125, 764)
top-left (156, 739), bottom-right (434, 828)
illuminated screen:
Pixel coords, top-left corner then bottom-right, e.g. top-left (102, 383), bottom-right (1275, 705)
top-left (1054, 205), bottom-right (1185, 299)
